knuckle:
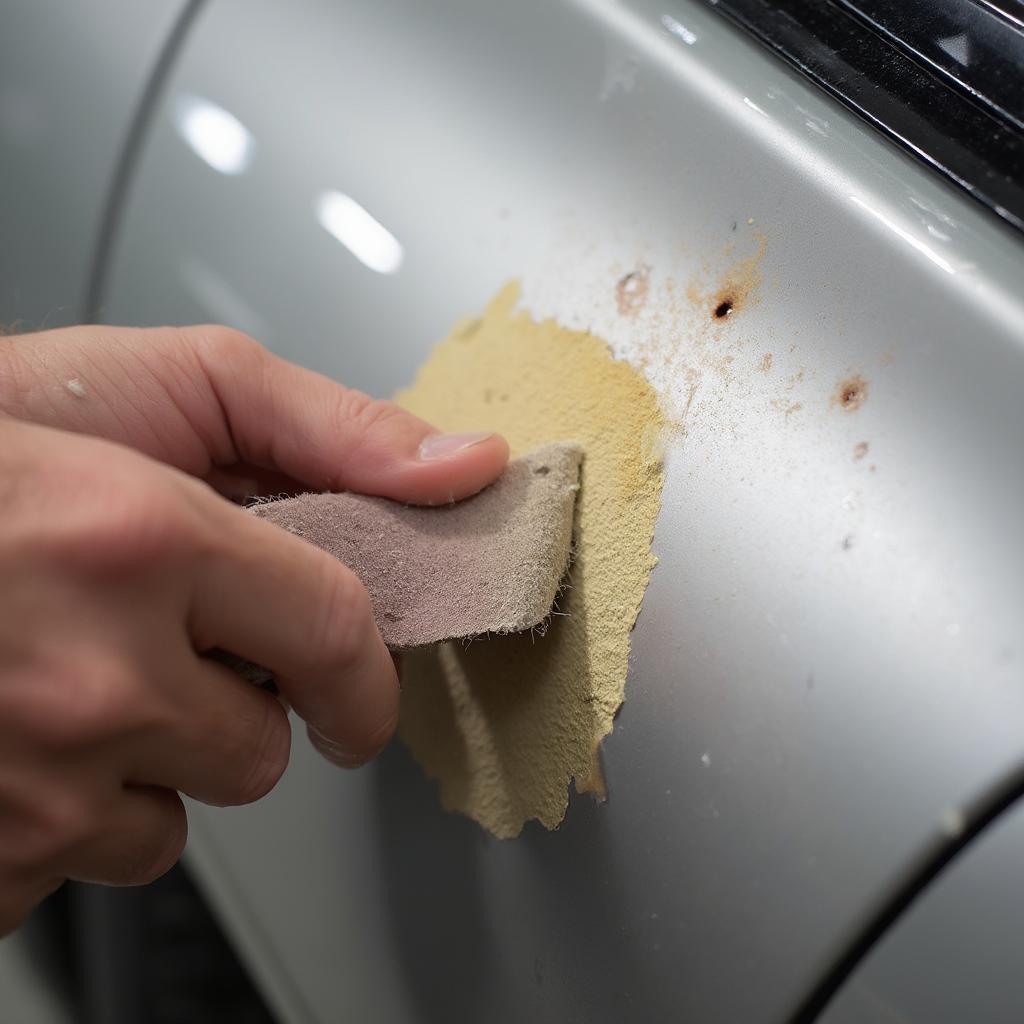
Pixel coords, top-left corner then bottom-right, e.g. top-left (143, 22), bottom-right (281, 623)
top-left (338, 392), bottom-right (407, 440)
top-left (55, 480), bottom-right (196, 579)
top-left (98, 493), bottom-right (192, 570)
top-left (323, 390), bottom-right (418, 476)
top-left (193, 324), bottom-right (262, 371)
top-left (36, 660), bottom-right (138, 750)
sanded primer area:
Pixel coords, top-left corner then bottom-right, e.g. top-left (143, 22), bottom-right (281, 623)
top-left (396, 282), bottom-right (665, 838)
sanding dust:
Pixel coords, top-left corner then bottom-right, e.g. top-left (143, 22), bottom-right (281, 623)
top-left (396, 282), bottom-right (665, 838)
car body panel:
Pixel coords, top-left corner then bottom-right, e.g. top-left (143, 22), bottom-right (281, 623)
top-left (820, 798), bottom-right (1024, 1023)
top-left (93, 0), bottom-right (1024, 1020)
top-left (0, 0), bottom-right (189, 329)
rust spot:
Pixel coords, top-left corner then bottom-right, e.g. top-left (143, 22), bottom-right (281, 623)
top-left (616, 266), bottom-right (650, 316)
top-left (686, 231), bottom-right (767, 324)
top-left (853, 441), bottom-right (869, 461)
top-left (834, 375), bottom-right (868, 412)
top-left (760, 352), bottom-right (773, 372)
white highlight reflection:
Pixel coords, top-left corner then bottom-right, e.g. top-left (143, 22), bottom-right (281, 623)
top-left (743, 96), bottom-right (769, 118)
top-left (937, 33), bottom-right (970, 67)
top-left (315, 190), bottom-right (404, 274)
top-left (849, 195), bottom-right (955, 275)
top-left (660, 13), bottom-right (697, 45)
top-left (175, 95), bottom-right (254, 175)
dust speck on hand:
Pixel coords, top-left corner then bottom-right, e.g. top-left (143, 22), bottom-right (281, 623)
top-left (65, 378), bottom-right (86, 398)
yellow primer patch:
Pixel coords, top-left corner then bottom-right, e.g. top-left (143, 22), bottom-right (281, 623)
top-left (395, 282), bottom-right (665, 838)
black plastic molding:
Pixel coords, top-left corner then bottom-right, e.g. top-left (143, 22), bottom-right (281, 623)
top-left (701, 0), bottom-right (1024, 236)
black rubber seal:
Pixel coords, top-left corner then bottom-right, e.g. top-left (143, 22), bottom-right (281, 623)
top-left (701, 0), bottom-right (1024, 236)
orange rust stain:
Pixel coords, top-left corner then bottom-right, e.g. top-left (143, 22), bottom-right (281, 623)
top-left (616, 266), bottom-right (650, 316)
top-left (712, 235), bottom-right (766, 319)
top-left (686, 231), bottom-right (767, 324)
top-left (834, 375), bottom-right (868, 412)
top-left (760, 352), bottom-right (773, 372)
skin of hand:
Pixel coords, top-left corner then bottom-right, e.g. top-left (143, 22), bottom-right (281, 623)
top-left (0, 324), bottom-right (508, 934)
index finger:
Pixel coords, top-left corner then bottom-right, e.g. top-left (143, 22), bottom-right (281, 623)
top-left (186, 497), bottom-right (399, 766)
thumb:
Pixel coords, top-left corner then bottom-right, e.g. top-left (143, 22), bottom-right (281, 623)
top-left (192, 327), bottom-right (509, 505)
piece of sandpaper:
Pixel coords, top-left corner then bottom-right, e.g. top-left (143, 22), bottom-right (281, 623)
top-left (248, 441), bottom-right (582, 650)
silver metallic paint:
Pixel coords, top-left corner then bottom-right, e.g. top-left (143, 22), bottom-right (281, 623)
top-left (39, 0), bottom-right (1024, 1019)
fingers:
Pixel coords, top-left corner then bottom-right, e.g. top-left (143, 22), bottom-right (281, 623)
top-left (68, 786), bottom-right (187, 886)
top-left (0, 784), bottom-right (184, 916)
top-left (188, 326), bottom-right (509, 505)
top-left (1, 323), bottom-right (510, 505)
top-left (128, 654), bottom-right (291, 807)
top-left (188, 502), bottom-right (399, 765)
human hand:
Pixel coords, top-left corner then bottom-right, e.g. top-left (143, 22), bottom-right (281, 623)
top-left (0, 325), bottom-right (507, 932)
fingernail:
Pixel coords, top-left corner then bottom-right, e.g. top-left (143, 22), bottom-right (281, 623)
top-left (308, 726), bottom-right (367, 769)
top-left (418, 431), bottom-right (494, 461)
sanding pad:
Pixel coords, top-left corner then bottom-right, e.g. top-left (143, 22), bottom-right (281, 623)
top-left (250, 442), bottom-right (582, 650)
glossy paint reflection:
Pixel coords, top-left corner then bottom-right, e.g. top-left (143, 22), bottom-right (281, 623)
top-left (315, 190), bottom-right (404, 274)
top-left (174, 94), bottom-right (254, 175)
top-left (849, 195), bottom-right (956, 275)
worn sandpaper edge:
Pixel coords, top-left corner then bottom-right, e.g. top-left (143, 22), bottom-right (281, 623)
top-left (215, 443), bottom-right (584, 684)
